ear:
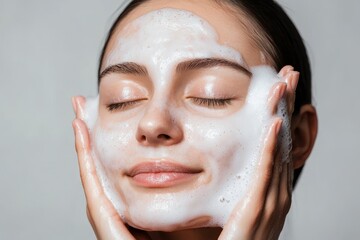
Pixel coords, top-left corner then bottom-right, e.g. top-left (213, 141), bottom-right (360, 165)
top-left (291, 104), bottom-right (318, 169)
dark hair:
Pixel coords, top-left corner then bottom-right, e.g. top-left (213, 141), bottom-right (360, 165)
top-left (97, 0), bottom-right (312, 187)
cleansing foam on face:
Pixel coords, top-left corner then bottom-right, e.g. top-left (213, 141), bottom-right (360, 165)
top-left (83, 8), bottom-right (291, 231)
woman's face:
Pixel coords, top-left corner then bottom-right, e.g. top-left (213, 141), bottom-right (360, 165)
top-left (88, 0), bottom-right (282, 231)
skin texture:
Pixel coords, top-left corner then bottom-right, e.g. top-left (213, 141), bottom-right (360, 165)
top-left (72, 0), bottom-right (318, 239)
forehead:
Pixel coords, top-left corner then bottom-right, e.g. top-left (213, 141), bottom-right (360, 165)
top-left (102, 0), bottom-right (262, 71)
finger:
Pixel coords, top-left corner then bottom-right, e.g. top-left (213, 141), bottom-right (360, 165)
top-left (257, 149), bottom-right (282, 227)
top-left (254, 157), bottom-right (286, 239)
top-left (270, 162), bottom-right (291, 240)
top-left (278, 66), bottom-right (298, 118)
top-left (284, 71), bottom-right (299, 116)
top-left (278, 65), bottom-right (294, 78)
top-left (86, 206), bottom-right (102, 240)
top-left (73, 119), bottom-right (96, 197)
top-left (252, 116), bottom-right (285, 237)
top-left (281, 162), bottom-right (292, 215)
top-left (74, 95), bottom-right (87, 120)
top-left (86, 206), bottom-right (94, 229)
top-left (250, 118), bottom-right (283, 220)
top-left (268, 161), bottom-right (292, 240)
top-left (286, 71), bottom-right (299, 94)
top-left (268, 83), bottom-right (287, 115)
top-left (73, 119), bottom-right (135, 240)
top-left (219, 119), bottom-right (282, 240)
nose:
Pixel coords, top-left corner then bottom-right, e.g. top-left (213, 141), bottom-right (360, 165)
top-left (136, 107), bottom-right (183, 146)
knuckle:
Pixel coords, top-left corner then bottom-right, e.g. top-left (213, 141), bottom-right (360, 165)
top-left (263, 208), bottom-right (274, 224)
top-left (281, 194), bottom-right (292, 212)
top-left (254, 205), bottom-right (264, 218)
top-left (74, 142), bottom-right (80, 154)
top-left (268, 198), bottom-right (277, 213)
top-left (246, 203), bottom-right (265, 227)
top-left (251, 208), bottom-right (264, 226)
top-left (263, 168), bottom-right (273, 182)
top-left (86, 206), bottom-right (92, 220)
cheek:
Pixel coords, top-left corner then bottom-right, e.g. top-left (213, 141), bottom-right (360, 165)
top-left (92, 119), bottom-right (138, 171)
top-left (181, 110), bottom-right (260, 178)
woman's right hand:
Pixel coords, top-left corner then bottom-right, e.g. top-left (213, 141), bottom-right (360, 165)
top-left (72, 96), bottom-right (151, 240)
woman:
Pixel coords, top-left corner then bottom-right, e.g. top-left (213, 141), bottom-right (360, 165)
top-left (72, 0), bottom-right (318, 239)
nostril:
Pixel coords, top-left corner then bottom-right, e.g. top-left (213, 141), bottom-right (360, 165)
top-left (141, 135), bottom-right (146, 141)
top-left (157, 134), bottom-right (171, 140)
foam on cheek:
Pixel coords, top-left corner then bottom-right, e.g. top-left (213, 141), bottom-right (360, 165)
top-left (83, 8), bottom-right (292, 231)
top-left (178, 66), bottom-right (291, 227)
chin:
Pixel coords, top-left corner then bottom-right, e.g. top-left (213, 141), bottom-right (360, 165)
top-left (126, 214), bottom-right (213, 232)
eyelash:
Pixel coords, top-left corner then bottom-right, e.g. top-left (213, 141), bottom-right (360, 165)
top-left (191, 98), bottom-right (233, 108)
top-left (106, 98), bottom-right (233, 112)
top-left (107, 100), bottom-right (142, 112)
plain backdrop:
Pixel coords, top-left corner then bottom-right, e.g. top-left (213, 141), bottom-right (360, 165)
top-left (1, 0), bottom-right (359, 239)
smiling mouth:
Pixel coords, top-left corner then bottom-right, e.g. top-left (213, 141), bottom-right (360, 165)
top-left (127, 161), bottom-right (203, 188)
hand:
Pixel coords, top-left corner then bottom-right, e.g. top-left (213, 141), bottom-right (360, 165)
top-left (72, 96), bottom-right (151, 240)
top-left (219, 66), bottom-right (299, 240)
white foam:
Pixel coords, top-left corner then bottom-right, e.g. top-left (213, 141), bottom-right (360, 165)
top-left (83, 8), bottom-right (291, 231)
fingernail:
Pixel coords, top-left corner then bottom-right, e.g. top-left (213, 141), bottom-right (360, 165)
top-left (285, 66), bottom-right (294, 76)
top-left (283, 66), bottom-right (294, 77)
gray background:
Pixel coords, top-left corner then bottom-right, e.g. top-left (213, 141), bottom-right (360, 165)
top-left (0, 0), bottom-right (359, 239)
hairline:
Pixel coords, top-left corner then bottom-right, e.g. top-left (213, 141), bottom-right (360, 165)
top-left (214, 0), bottom-right (278, 67)
top-left (98, 0), bottom-right (278, 79)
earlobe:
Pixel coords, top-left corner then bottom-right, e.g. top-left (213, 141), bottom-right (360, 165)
top-left (291, 104), bottom-right (318, 169)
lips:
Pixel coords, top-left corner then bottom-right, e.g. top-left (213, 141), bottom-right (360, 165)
top-left (127, 161), bottom-right (202, 188)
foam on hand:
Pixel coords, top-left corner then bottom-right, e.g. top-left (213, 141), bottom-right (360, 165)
top-left (83, 8), bottom-right (292, 231)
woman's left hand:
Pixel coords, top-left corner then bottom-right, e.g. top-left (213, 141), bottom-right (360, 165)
top-left (219, 66), bottom-right (299, 240)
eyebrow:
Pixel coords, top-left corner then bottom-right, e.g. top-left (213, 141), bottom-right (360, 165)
top-left (99, 57), bottom-right (251, 80)
top-left (176, 58), bottom-right (252, 77)
top-left (100, 62), bottom-right (148, 79)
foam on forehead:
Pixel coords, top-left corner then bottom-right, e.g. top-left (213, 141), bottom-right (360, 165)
top-left (85, 8), bottom-right (292, 231)
top-left (106, 8), bottom-right (244, 79)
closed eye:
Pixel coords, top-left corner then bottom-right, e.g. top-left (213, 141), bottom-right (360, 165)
top-left (190, 98), bottom-right (233, 108)
top-left (107, 99), bottom-right (147, 112)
